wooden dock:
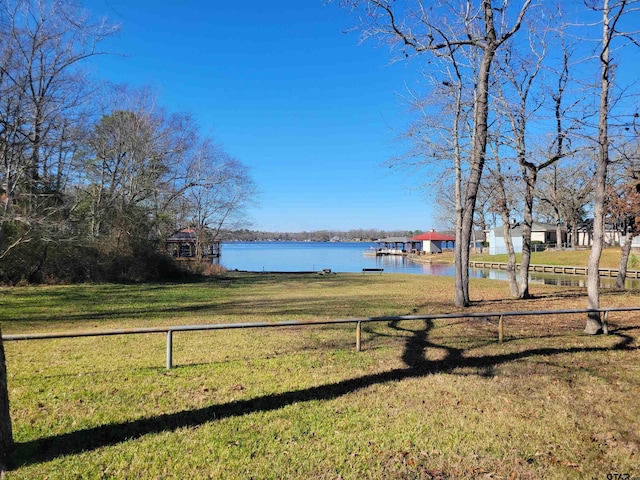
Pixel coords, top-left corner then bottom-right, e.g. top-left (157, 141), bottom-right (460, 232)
top-left (468, 261), bottom-right (640, 278)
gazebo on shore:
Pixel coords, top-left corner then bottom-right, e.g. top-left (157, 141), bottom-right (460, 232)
top-left (165, 228), bottom-right (220, 260)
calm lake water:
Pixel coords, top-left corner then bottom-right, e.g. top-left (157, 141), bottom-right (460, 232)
top-left (220, 241), bottom-right (431, 274)
top-left (219, 241), bottom-right (638, 288)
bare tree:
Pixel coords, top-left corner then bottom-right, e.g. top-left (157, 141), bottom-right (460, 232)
top-left (606, 141), bottom-right (640, 288)
top-left (0, 0), bottom-right (116, 260)
top-left (608, 181), bottom-right (640, 287)
top-left (77, 84), bottom-right (257, 258)
top-left (492, 12), bottom-right (586, 299)
top-left (492, 21), bottom-right (546, 299)
top-left (392, 44), bottom-right (476, 289)
top-left (341, 0), bottom-right (532, 306)
top-left (180, 139), bottom-right (257, 252)
top-left (484, 154), bottom-right (520, 296)
top-left (0, 0), bottom-right (116, 456)
top-left (77, 86), bottom-right (196, 251)
top-left (537, 160), bottom-right (594, 247)
top-left (585, 0), bottom-right (639, 334)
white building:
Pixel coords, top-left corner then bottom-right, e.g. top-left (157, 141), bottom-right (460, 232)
top-left (411, 231), bottom-right (456, 254)
top-left (488, 222), bottom-right (567, 255)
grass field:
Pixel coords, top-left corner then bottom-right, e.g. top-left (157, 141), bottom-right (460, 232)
top-left (1, 266), bottom-right (640, 479)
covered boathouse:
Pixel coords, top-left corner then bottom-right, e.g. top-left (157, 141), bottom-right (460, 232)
top-left (372, 236), bottom-right (420, 256)
top-left (371, 231), bottom-right (456, 256)
top-left (411, 231), bottom-right (456, 254)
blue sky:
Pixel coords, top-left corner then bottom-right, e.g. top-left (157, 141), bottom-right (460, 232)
top-left (84, 0), bottom-right (430, 232)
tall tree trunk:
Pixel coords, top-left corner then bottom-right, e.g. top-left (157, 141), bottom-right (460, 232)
top-left (0, 333), bottom-right (14, 472)
top-left (555, 221), bottom-right (563, 250)
top-left (519, 169), bottom-right (536, 299)
top-left (502, 218), bottom-right (519, 297)
top-left (349, 0), bottom-right (531, 308)
top-left (586, 0), bottom-right (613, 335)
top-left (571, 220), bottom-right (579, 249)
top-left (493, 160), bottom-right (518, 296)
top-left (616, 233), bottom-right (634, 288)
top-left (453, 74), bottom-right (465, 309)
top-left (586, 179), bottom-right (606, 333)
top-left (455, 28), bottom-right (497, 307)
top-left (458, 197), bottom-right (473, 306)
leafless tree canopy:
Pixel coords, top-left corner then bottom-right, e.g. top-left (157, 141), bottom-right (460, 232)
top-left (340, 0), bottom-right (533, 306)
top-left (340, 0), bottom-right (639, 309)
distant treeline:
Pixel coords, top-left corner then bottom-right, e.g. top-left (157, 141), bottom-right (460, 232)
top-left (220, 229), bottom-right (422, 242)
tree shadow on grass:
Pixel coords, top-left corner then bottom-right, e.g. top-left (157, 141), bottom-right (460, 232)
top-left (12, 321), bottom-right (636, 469)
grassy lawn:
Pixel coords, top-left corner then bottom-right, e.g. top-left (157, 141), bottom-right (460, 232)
top-left (1, 272), bottom-right (639, 479)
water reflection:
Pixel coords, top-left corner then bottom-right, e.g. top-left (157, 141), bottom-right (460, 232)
top-left (370, 254), bottom-right (456, 275)
top-left (219, 242), bottom-right (638, 289)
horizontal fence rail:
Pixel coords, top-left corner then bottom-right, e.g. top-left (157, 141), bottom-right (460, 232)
top-left (4, 306), bottom-right (640, 369)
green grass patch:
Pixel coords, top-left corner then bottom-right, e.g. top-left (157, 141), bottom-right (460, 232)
top-left (2, 273), bottom-right (640, 478)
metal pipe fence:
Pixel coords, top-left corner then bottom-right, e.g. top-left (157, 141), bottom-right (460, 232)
top-left (4, 306), bottom-right (640, 369)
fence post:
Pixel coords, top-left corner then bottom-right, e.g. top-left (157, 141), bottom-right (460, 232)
top-left (166, 330), bottom-right (173, 369)
top-left (498, 315), bottom-right (504, 343)
top-left (603, 311), bottom-right (609, 335)
top-left (355, 321), bottom-right (362, 352)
